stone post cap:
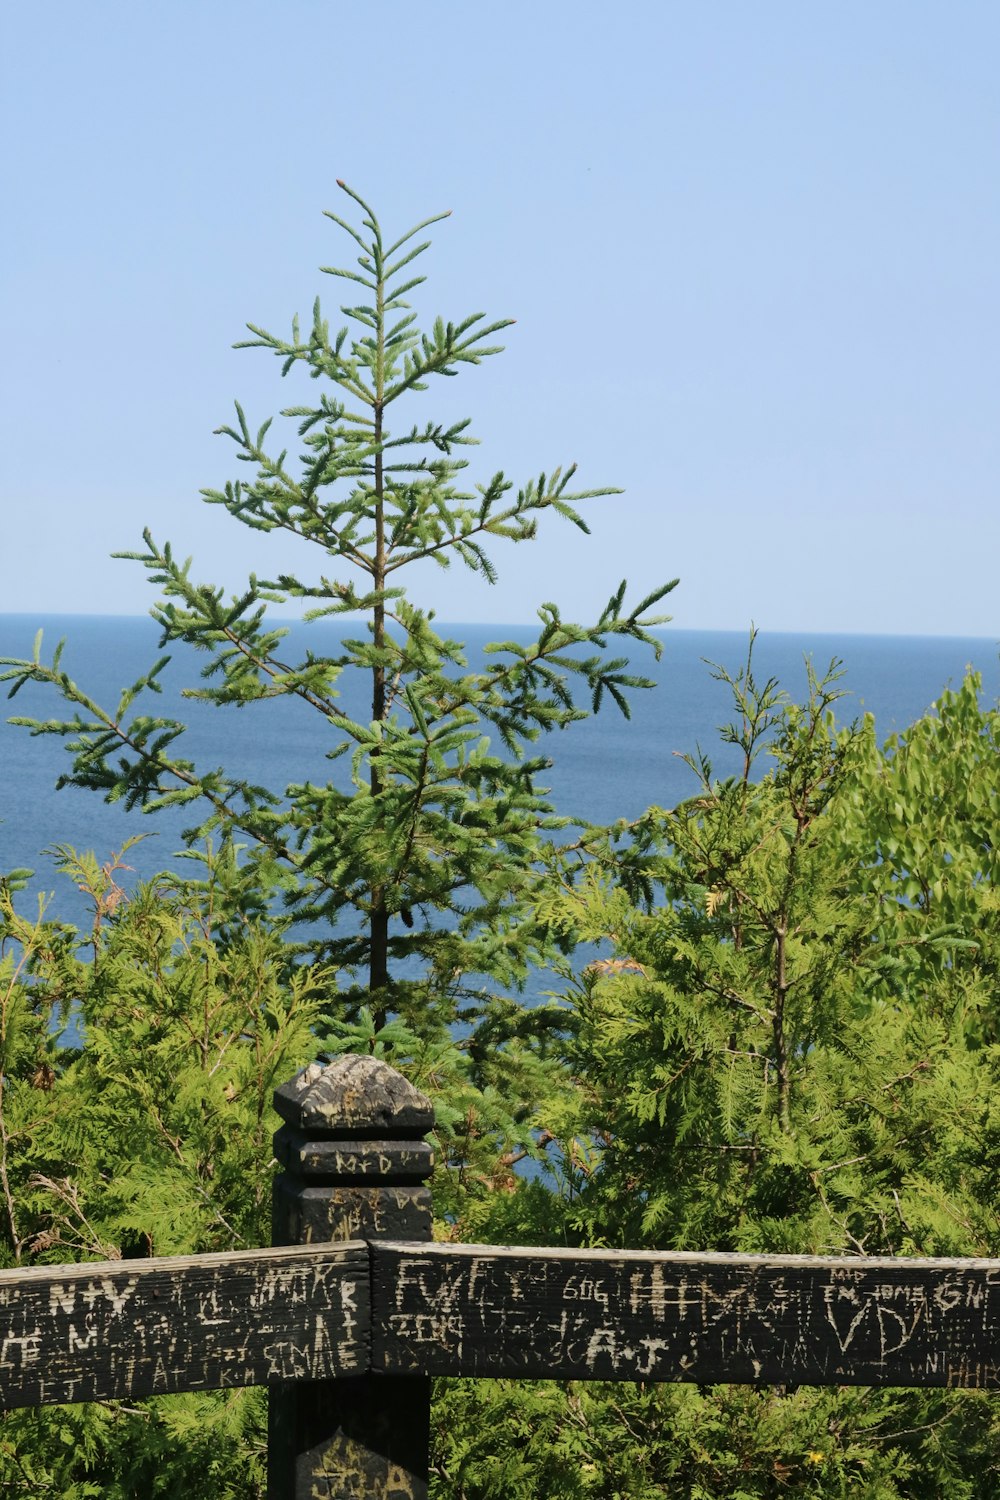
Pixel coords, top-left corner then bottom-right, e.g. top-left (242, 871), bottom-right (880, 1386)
top-left (273, 1053), bottom-right (434, 1137)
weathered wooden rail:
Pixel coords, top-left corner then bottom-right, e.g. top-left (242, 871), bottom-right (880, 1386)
top-left (0, 1054), bottom-right (997, 1497)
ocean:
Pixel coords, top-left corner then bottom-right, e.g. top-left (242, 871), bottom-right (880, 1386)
top-left (1, 614), bottom-right (997, 937)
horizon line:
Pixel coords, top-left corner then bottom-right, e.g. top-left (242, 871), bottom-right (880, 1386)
top-left (0, 612), bottom-right (997, 645)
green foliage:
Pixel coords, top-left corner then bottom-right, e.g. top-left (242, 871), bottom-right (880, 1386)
top-left (0, 1390), bottom-right (266, 1499)
top-left (834, 670), bottom-right (1000, 1023)
top-left (431, 1380), bottom-right (1000, 1499)
top-left (20, 843), bottom-right (326, 1261)
top-left (526, 644), bottom-right (1000, 1261)
top-left (436, 645), bottom-right (1000, 1499)
top-left (0, 183), bottom-right (674, 1026)
top-left (0, 847), bottom-right (320, 1492)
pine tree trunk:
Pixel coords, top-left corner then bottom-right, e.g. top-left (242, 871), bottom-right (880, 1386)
top-left (369, 333), bottom-right (389, 1022)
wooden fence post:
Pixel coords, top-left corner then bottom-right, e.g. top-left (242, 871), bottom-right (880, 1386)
top-left (268, 1054), bottom-right (434, 1500)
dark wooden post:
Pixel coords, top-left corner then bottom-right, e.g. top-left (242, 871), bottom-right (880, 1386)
top-left (268, 1054), bottom-right (434, 1500)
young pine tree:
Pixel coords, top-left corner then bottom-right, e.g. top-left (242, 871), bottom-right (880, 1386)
top-left (2, 184), bottom-right (674, 1033)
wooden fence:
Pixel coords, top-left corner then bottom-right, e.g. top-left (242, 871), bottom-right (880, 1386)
top-left (0, 1054), bottom-right (997, 1497)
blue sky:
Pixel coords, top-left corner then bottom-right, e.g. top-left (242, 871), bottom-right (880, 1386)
top-left (3, 2), bottom-right (998, 636)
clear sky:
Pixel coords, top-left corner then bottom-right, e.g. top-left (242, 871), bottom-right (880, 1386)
top-left (3, 2), bottom-right (999, 636)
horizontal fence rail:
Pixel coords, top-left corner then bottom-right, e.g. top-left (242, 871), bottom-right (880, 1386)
top-left (3, 1239), bottom-right (1000, 1413)
top-left (0, 1242), bottom-right (369, 1410)
top-left (372, 1242), bottom-right (1000, 1389)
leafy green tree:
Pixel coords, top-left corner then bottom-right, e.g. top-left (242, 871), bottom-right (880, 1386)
top-left (532, 647), bottom-right (1000, 1260)
top-left (834, 668), bottom-right (1000, 1040)
top-left (446, 649), bottom-right (1000, 1499)
top-left (431, 1377), bottom-right (1000, 1500)
top-left (0, 845), bottom-right (326, 1495)
top-left (1, 183), bottom-right (673, 1032)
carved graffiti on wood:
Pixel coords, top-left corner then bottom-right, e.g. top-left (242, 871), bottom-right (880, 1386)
top-left (371, 1243), bottom-right (1000, 1389)
top-left (273, 1129), bottom-right (433, 1183)
top-left (5, 1239), bottom-right (1000, 1412)
top-left (0, 1242), bottom-right (369, 1410)
top-left (273, 1181), bottom-right (432, 1245)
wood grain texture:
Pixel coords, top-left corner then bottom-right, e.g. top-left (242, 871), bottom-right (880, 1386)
top-left (271, 1376), bottom-right (431, 1500)
top-left (272, 1181), bottom-right (432, 1247)
top-left (273, 1129), bottom-right (433, 1183)
top-left (0, 1242), bottom-right (369, 1410)
top-left (371, 1242), bottom-right (1000, 1389)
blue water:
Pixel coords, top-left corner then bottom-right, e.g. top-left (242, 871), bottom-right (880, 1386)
top-left (1, 615), bottom-right (997, 937)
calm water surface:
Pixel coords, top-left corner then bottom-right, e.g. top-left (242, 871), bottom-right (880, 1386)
top-left (1, 615), bottom-right (997, 935)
